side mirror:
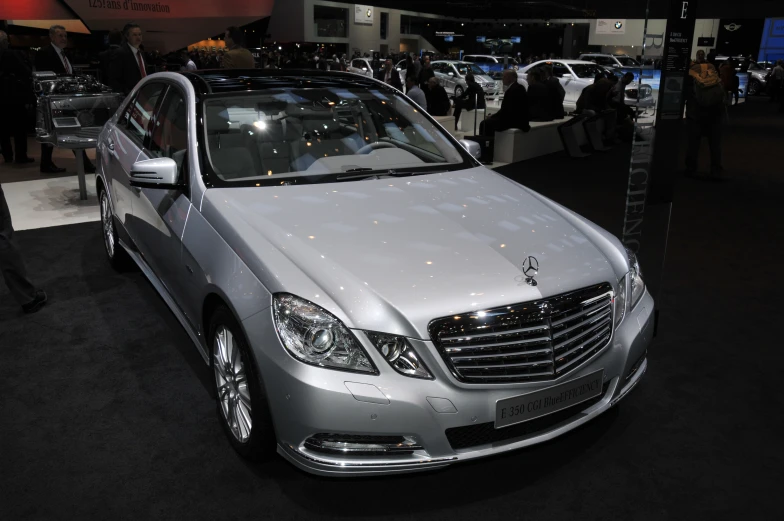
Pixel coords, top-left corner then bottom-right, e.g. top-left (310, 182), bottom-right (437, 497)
top-left (458, 139), bottom-right (482, 160)
top-left (448, 72), bottom-right (454, 77)
top-left (130, 157), bottom-right (180, 189)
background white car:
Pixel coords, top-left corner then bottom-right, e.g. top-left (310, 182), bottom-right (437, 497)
top-left (519, 60), bottom-right (654, 109)
top-left (347, 58), bottom-right (375, 78)
top-left (579, 53), bottom-right (640, 69)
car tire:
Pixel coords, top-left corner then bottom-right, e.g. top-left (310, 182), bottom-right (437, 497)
top-left (748, 79), bottom-right (760, 96)
top-left (454, 86), bottom-right (464, 99)
top-left (98, 186), bottom-right (130, 271)
top-left (209, 305), bottom-right (276, 461)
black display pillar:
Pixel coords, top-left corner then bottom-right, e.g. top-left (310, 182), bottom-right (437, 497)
top-left (622, 0), bottom-right (698, 309)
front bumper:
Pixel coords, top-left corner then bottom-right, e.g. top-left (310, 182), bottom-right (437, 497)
top-left (244, 290), bottom-right (655, 476)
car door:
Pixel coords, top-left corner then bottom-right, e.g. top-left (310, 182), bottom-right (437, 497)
top-left (552, 62), bottom-right (579, 102)
top-left (106, 82), bottom-right (165, 232)
top-left (129, 85), bottom-right (193, 302)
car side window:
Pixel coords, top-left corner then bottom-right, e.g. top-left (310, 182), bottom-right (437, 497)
top-left (149, 87), bottom-right (188, 180)
top-left (120, 82), bottom-right (165, 146)
top-left (552, 63), bottom-right (569, 78)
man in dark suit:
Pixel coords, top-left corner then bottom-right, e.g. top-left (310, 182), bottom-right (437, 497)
top-left (0, 184), bottom-right (47, 314)
top-left (480, 69), bottom-right (530, 136)
top-left (380, 59), bottom-right (402, 90)
top-left (98, 29), bottom-right (123, 85)
top-left (418, 56), bottom-right (435, 90)
top-left (0, 30), bottom-right (34, 164)
top-left (109, 23), bottom-right (147, 95)
top-left (35, 25), bottom-right (95, 174)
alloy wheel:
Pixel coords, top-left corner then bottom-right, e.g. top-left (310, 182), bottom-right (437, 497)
top-left (213, 326), bottom-right (252, 443)
top-left (748, 80), bottom-right (759, 96)
top-left (100, 191), bottom-right (115, 258)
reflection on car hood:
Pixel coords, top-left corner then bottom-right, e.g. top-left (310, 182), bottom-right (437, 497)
top-left (202, 168), bottom-right (621, 338)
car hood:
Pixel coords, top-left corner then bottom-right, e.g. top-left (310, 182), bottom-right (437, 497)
top-left (201, 168), bottom-right (624, 338)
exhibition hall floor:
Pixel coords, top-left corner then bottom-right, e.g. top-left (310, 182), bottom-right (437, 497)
top-left (1, 100), bottom-right (781, 519)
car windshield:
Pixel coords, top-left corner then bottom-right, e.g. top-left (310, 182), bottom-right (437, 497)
top-left (570, 64), bottom-right (606, 78)
top-left (617, 57), bottom-right (639, 66)
top-left (455, 63), bottom-right (486, 76)
top-left (202, 87), bottom-right (468, 186)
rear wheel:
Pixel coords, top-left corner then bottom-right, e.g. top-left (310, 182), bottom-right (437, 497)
top-left (209, 305), bottom-right (275, 460)
top-left (99, 186), bottom-right (129, 270)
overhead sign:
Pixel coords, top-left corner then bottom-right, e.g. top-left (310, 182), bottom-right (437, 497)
top-left (596, 19), bottom-right (626, 35)
top-left (511, 36), bottom-right (521, 43)
top-left (697, 37), bottom-right (715, 46)
top-left (476, 36), bottom-right (486, 43)
top-left (354, 4), bottom-right (374, 24)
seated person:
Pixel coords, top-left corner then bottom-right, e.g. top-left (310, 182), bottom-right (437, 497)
top-left (610, 72), bottom-right (635, 122)
top-left (526, 68), bottom-right (554, 121)
top-left (542, 64), bottom-right (566, 119)
top-left (452, 73), bottom-right (486, 131)
top-left (479, 69), bottom-right (530, 136)
top-left (576, 72), bottom-right (613, 115)
top-left (425, 77), bottom-right (451, 117)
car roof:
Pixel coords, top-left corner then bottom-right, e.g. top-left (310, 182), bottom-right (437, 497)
top-left (529, 59), bottom-right (596, 66)
top-left (432, 60), bottom-right (473, 65)
top-left (179, 69), bottom-right (388, 95)
top-left (580, 54), bottom-right (630, 58)
top-left (464, 55), bottom-right (496, 58)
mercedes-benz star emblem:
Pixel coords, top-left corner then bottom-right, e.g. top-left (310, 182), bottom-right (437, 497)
top-left (522, 256), bottom-right (539, 286)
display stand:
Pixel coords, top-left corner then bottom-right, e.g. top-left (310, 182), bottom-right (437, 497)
top-left (74, 147), bottom-right (89, 201)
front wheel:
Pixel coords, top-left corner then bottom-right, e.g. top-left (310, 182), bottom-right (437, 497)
top-left (210, 306), bottom-right (275, 461)
top-left (748, 79), bottom-right (760, 96)
top-left (99, 187), bottom-right (130, 270)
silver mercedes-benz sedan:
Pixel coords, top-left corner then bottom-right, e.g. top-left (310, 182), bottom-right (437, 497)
top-left (96, 70), bottom-right (653, 476)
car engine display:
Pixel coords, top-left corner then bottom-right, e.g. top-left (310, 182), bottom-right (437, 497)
top-left (34, 73), bottom-right (124, 149)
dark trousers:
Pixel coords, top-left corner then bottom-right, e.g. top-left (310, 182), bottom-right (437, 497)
top-left (685, 118), bottom-right (722, 173)
top-left (453, 99), bottom-right (475, 128)
top-left (0, 104), bottom-right (28, 161)
top-left (41, 144), bottom-right (92, 169)
top-left (479, 118), bottom-right (502, 136)
top-left (0, 185), bottom-right (37, 306)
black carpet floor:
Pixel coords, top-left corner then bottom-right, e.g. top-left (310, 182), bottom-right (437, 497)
top-left (2, 99), bottom-right (782, 520)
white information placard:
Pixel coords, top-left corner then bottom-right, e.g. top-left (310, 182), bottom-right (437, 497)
top-left (355, 5), bottom-right (374, 24)
top-left (596, 19), bottom-right (626, 35)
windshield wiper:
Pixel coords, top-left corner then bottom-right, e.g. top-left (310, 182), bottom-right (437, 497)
top-left (337, 168), bottom-right (446, 182)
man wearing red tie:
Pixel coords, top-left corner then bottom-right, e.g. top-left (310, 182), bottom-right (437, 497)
top-left (109, 23), bottom-right (147, 95)
top-left (34, 25), bottom-right (95, 174)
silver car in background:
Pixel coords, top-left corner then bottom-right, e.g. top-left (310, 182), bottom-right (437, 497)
top-left (431, 60), bottom-right (500, 99)
top-left (96, 69), bottom-right (653, 477)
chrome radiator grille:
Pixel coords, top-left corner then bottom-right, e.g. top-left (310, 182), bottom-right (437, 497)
top-left (428, 283), bottom-right (614, 383)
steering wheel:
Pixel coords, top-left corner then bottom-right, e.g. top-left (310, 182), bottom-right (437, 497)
top-left (354, 141), bottom-right (397, 155)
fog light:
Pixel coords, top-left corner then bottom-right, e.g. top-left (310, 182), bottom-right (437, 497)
top-left (304, 434), bottom-right (423, 455)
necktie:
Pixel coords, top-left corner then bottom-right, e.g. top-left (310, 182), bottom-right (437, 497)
top-left (60, 51), bottom-right (71, 74)
top-left (137, 51), bottom-right (146, 78)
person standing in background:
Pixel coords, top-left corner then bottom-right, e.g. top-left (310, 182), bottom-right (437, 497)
top-left (0, 185), bottom-right (47, 314)
top-left (684, 50), bottom-right (725, 178)
top-left (222, 27), bottom-right (255, 69)
top-left (418, 56), bottom-right (434, 90)
top-left (98, 30), bottom-right (122, 85)
top-left (180, 50), bottom-right (197, 71)
top-left (0, 30), bottom-right (34, 165)
top-left (404, 75), bottom-right (427, 109)
top-left (382, 59), bottom-right (402, 90)
top-left (769, 60), bottom-right (784, 103)
top-left (35, 25), bottom-right (95, 174)
top-left (109, 23), bottom-right (146, 95)
top-left (719, 59), bottom-right (738, 105)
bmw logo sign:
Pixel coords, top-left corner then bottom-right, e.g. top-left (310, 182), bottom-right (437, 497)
top-left (614, 21), bottom-right (623, 30)
top-left (366, 8), bottom-right (372, 17)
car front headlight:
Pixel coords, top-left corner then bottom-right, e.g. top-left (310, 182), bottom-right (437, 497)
top-left (626, 248), bottom-right (646, 309)
top-left (614, 274), bottom-right (627, 329)
top-left (365, 332), bottom-right (433, 379)
top-left (273, 294), bottom-right (376, 374)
